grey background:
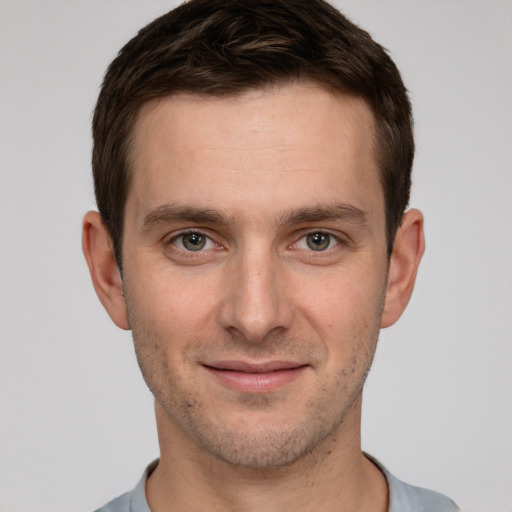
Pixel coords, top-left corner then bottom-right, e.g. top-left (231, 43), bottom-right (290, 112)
top-left (1, 1), bottom-right (511, 511)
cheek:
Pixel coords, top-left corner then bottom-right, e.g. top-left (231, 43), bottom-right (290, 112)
top-left (126, 262), bottom-right (222, 335)
top-left (295, 268), bottom-right (383, 328)
top-left (124, 272), bottom-right (214, 390)
top-left (291, 270), bottom-right (385, 367)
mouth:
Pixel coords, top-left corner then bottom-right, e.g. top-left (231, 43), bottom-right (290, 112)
top-left (202, 360), bottom-right (309, 393)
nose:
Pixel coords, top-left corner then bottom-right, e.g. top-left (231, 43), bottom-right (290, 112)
top-left (218, 244), bottom-right (292, 343)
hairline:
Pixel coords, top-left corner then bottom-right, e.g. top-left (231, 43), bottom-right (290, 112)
top-left (117, 79), bottom-right (387, 267)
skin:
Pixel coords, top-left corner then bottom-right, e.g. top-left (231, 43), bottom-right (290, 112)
top-left (83, 83), bottom-right (424, 511)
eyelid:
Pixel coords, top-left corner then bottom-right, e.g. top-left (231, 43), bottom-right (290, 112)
top-left (167, 229), bottom-right (218, 251)
top-left (290, 229), bottom-right (345, 250)
top-left (165, 227), bottom-right (348, 254)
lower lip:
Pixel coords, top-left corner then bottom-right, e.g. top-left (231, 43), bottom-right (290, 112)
top-left (204, 366), bottom-right (308, 393)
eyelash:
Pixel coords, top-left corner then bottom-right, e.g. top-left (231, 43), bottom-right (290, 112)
top-left (168, 231), bottom-right (220, 252)
top-left (291, 231), bottom-right (341, 252)
top-left (167, 229), bottom-right (344, 254)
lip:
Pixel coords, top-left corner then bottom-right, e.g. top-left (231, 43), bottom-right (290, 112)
top-left (203, 360), bottom-right (308, 393)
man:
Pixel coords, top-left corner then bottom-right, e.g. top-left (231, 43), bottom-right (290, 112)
top-left (82, 1), bottom-right (459, 510)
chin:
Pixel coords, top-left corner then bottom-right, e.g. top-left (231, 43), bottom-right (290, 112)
top-left (160, 395), bottom-right (354, 470)
top-left (195, 426), bottom-right (334, 469)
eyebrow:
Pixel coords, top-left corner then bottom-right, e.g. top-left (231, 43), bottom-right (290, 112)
top-left (142, 202), bottom-right (368, 231)
top-left (142, 204), bottom-right (232, 231)
top-left (276, 204), bottom-right (368, 227)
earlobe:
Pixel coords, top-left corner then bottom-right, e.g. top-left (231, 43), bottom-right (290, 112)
top-left (82, 211), bottom-right (130, 330)
top-left (381, 209), bottom-right (425, 328)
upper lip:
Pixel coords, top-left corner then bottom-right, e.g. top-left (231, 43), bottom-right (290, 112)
top-left (204, 360), bottom-right (307, 373)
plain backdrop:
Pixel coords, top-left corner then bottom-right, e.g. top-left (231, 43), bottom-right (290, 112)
top-left (0, 1), bottom-right (511, 511)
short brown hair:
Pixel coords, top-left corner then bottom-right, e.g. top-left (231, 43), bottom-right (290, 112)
top-left (92, 0), bottom-right (414, 268)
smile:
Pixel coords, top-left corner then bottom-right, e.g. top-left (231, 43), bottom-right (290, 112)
top-left (202, 361), bottom-right (309, 393)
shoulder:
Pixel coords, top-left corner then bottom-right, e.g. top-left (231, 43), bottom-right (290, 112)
top-left (93, 460), bottom-right (157, 512)
top-left (386, 470), bottom-right (460, 512)
top-left (365, 454), bottom-right (460, 512)
top-left (94, 491), bottom-right (131, 512)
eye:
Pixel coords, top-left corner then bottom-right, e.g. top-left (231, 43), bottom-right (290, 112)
top-left (295, 232), bottom-right (339, 251)
top-left (172, 232), bottom-right (215, 251)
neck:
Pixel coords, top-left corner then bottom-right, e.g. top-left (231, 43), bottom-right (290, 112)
top-left (146, 396), bottom-right (388, 512)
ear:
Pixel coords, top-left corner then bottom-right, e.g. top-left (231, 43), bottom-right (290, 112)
top-left (381, 209), bottom-right (425, 328)
top-left (82, 211), bottom-right (130, 330)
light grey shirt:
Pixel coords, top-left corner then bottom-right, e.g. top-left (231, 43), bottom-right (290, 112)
top-left (95, 457), bottom-right (460, 512)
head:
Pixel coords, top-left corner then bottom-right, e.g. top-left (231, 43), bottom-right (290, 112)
top-left (84, 0), bottom-right (424, 470)
top-left (92, 0), bottom-right (414, 270)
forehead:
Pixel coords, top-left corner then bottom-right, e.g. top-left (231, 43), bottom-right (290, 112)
top-left (126, 84), bottom-right (381, 224)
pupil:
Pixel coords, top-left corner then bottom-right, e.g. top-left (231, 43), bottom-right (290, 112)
top-left (307, 232), bottom-right (330, 251)
top-left (184, 233), bottom-right (205, 251)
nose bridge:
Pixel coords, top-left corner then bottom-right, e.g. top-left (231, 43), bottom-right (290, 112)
top-left (220, 239), bottom-right (290, 342)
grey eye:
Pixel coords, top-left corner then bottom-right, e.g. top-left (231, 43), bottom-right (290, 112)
top-left (306, 232), bottom-right (331, 251)
top-left (182, 233), bottom-right (207, 251)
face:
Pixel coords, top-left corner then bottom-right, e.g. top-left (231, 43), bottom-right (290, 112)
top-left (122, 84), bottom-right (389, 468)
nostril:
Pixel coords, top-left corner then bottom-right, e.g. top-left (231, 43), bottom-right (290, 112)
top-left (218, 254), bottom-right (292, 341)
